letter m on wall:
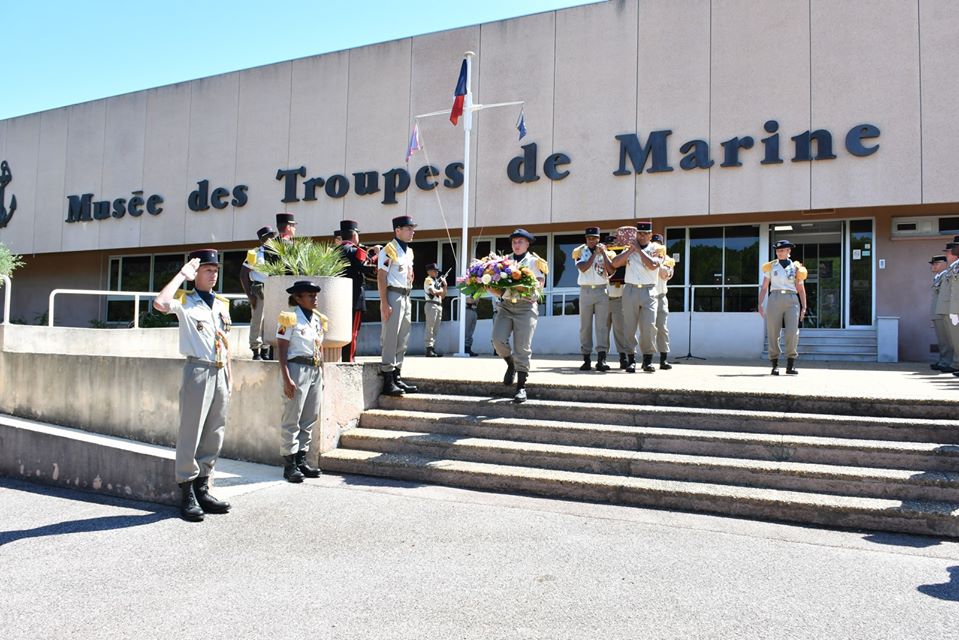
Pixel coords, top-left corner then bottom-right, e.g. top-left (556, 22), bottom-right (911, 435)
top-left (613, 131), bottom-right (674, 175)
top-left (66, 194), bottom-right (94, 223)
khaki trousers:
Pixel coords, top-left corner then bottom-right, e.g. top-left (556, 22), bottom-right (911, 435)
top-left (380, 290), bottom-right (411, 373)
top-left (933, 315), bottom-right (954, 366)
top-left (464, 306), bottom-right (478, 350)
top-left (766, 291), bottom-right (800, 360)
top-left (424, 301), bottom-right (442, 348)
top-left (248, 286), bottom-right (266, 350)
top-left (606, 292), bottom-right (627, 353)
top-left (176, 361), bottom-right (230, 483)
top-left (279, 362), bottom-right (323, 456)
top-left (622, 285), bottom-right (658, 356)
top-left (654, 293), bottom-right (670, 354)
top-left (579, 286), bottom-right (610, 354)
top-left (492, 298), bottom-right (538, 373)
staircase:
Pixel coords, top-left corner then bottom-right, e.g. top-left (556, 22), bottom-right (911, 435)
top-left (320, 380), bottom-right (959, 538)
top-left (765, 328), bottom-right (877, 361)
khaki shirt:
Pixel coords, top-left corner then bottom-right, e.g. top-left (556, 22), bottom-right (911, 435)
top-left (276, 306), bottom-right (327, 361)
top-left (625, 245), bottom-right (661, 286)
top-left (168, 290), bottom-right (232, 362)
top-left (378, 239), bottom-right (414, 289)
top-left (573, 244), bottom-right (613, 286)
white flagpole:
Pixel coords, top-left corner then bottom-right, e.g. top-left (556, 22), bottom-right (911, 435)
top-left (456, 52), bottom-right (475, 357)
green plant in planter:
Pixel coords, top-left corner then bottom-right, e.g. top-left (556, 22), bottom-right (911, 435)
top-left (252, 238), bottom-right (349, 277)
top-left (0, 242), bottom-right (24, 280)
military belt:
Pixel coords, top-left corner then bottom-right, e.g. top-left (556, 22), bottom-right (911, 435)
top-left (387, 286), bottom-right (412, 296)
top-left (771, 289), bottom-right (797, 295)
top-left (580, 284), bottom-right (607, 289)
top-left (289, 356), bottom-right (320, 367)
top-left (626, 283), bottom-right (654, 289)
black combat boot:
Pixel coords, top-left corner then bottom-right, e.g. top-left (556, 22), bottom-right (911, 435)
top-left (193, 476), bottom-right (230, 514)
top-left (786, 358), bottom-right (799, 375)
top-left (252, 349), bottom-right (261, 361)
top-left (261, 347), bottom-right (272, 361)
top-left (619, 353), bottom-right (628, 370)
top-left (503, 356), bottom-right (516, 385)
top-left (595, 352), bottom-right (611, 372)
top-left (770, 359), bottom-right (780, 375)
top-left (425, 347), bottom-right (442, 358)
top-left (642, 354), bottom-right (656, 372)
top-left (579, 355), bottom-right (592, 371)
top-left (283, 455), bottom-right (305, 483)
top-left (394, 368), bottom-right (418, 393)
top-left (659, 352), bottom-right (672, 370)
top-left (626, 354), bottom-right (637, 373)
top-left (295, 450), bottom-right (321, 478)
top-left (467, 347), bottom-right (478, 357)
top-left (381, 371), bottom-right (405, 396)
top-left (513, 372), bottom-right (528, 403)
top-left (178, 481), bottom-right (205, 522)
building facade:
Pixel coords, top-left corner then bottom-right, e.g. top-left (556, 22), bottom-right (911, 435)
top-left (1, 0), bottom-right (958, 361)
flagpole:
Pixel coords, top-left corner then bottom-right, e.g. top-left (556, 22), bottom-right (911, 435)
top-left (455, 52), bottom-right (475, 357)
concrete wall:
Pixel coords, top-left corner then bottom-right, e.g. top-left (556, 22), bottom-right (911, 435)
top-left (0, 343), bottom-right (380, 467)
top-left (2, 0), bottom-right (957, 255)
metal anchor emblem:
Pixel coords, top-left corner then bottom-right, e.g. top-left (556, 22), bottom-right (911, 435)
top-left (0, 161), bottom-right (16, 228)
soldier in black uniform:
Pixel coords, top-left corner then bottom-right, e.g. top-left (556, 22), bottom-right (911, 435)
top-left (338, 219), bottom-right (377, 362)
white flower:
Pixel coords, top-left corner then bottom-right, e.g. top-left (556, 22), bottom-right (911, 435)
top-left (481, 273), bottom-right (492, 285)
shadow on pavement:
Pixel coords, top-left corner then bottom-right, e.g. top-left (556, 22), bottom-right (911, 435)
top-left (917, 566), bottom-right (959, 601)
top-left (0, 512), bottom-right (170, 546)
top-left (861, 532), bottom-right (942, 548)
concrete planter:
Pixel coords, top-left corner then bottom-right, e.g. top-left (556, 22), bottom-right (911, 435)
top-left (262, 275), bottom-right (352, 361)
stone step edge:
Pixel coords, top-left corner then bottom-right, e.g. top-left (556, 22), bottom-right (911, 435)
top-left (318, 450), bottom-right (959, 537)
top-left (361, 409), bottom-right (958, 454)
top-left (341, 428), bottom-right (959, 487)
top-left (378, 394), bottom-right (957, 431)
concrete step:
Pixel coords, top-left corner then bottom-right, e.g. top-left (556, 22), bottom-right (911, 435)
top-left (375, 395), bottom-right (959, 444)
top-left (399, 380), bottom-right (958, 420)
top-left (360, 409), bottom-right (959, 471)
top-left (318, 449), bottom-right (959, 538)
top-left (340, 427), bottom-right (959, 502)
top-left (0, 413), bottom-right (283, 506)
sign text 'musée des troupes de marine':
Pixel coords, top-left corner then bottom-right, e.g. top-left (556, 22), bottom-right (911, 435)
top-left (58, 120), bottom-right (879, 224)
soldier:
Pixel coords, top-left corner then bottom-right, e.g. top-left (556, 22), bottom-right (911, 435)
top-left (463, 294), bottom-right (479, 356)
top-left (276, 280), bottom-right (328, 483)
top-left (377, 215), bottom-right (419, 396)
top-left (276, 212), bottom-right (297, 240)
top-left (490, 229), bottom-right (547, 403)
top-left (929, 255), bottom-right (953, 372)
top-left (758, 239), bottom-right (808, 375)
top-left (943, 240), bottom-right (959, 376)
top-left (240, 225), bottom-right (276, 360)
top-left (573, 227), bottom-right (614, 371)
top-left (604, 235), bottom-right (629, 369)
top-left (339, 220), bottom-right (377, 363)
top-left (423, 263), bottom-right (447, 357)
top-left (153, 249), bottom-right (233, 522)
top-left (612, 221), bottom-right (662, 373)
top-left (333, 229), bottom-right (343, 246)
top-left (651, 233), bottom-right (676, 370)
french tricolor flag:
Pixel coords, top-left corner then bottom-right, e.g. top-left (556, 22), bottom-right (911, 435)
top-left (449, 59), bottom-right (467, 125)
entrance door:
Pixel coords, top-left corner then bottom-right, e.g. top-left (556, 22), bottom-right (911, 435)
top-left (770, 221), bottom-right (844, 328)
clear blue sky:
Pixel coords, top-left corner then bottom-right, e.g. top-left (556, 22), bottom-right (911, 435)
top-left (2, 0), bottom-right (596, 120)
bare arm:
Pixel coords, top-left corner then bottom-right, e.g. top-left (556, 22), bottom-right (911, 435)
top-left (757, 275), bottom-right (770, 317)
top-left (153, 258), bottom-right (198, 313)
top-left (797, 281), bottom-right (807, 321)
top-left (377, 268), bottom-right (392, 322)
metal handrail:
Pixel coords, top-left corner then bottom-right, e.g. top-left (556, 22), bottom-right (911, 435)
top-left (48, 288), bottom-right (247, 328)
top-left (1, 275), bottom-right (10, 325)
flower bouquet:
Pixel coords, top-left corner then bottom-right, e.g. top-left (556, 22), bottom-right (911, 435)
top-left (457, 254), bottom-right (540, 299)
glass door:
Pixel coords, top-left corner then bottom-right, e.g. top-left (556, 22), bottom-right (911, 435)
top-left (770, 221), bottom-right (844, 328)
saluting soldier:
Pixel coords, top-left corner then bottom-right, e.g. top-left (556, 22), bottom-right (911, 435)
top-left (604, 235), bottom-right (629, 369)
top-left (651, 233), bottom-right (676, 370)
top-left (758, 239), bottom-right (808, 375)
top-left (153, 249), bottom-right (233, 522)
top-left (612, 221), bottom-right (662, 373)
top-left (490, 229), bottom-right (547, 403)
top-left (276, 280), bottom-right (328, 483)
top-left (423, 263), bottom-right (447, 357)
top-left (339, 220), bottom-right (377, 363)
top-left (240, 225), bottom-right (276, 360)
top-left (573, 227), bottom-right (614, 371)
top-left (377, 215), bottom-right (419, 396)
top-left (929, 255), bottom-right (953, 372)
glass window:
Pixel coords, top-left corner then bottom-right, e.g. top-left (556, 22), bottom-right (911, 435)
top-left (689, 227), bottom-right (722, 311)
top-left (552, 292), bottom-right (579, 316)
top-left (850, 219), bottom-right (873, 326)
top-left (220, 251), bottom-right (247, 295)
top-left (552, 234), bottom-right (582, 289)
top-left (409, 241), bottom-right (438, 291)
top-left (121, 256), bottom-right (151, 292)
top-left (665, 228), bottom-right (686, 312)
top-left (153, 254), bottom-right (183, 291)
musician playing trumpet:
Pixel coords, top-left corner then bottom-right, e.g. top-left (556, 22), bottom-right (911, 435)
top-left (423, 263), bottom-right (447, 357)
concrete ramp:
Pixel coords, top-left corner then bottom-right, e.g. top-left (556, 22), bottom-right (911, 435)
top-left (0, 413), bottom-right (282, 505)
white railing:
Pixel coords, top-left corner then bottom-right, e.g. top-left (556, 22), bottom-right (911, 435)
top-left (48, 289), bottom-right (248, 328)
top-left (1, 275), bottom-right (11, 325)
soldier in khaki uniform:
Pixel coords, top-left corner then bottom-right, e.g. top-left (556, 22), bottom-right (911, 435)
top-left (758, 239), bottom-right (808, 375)
top-left (240, 225), bottom-right (276, 360)
top-left (612, 221), bottom-right (662, 373)
top-left (929, 255), bottom-right (953, 372)
top-left (943, 241), bottom-right (959, 376)
top-left (423, 263), bottom-right (446, 357)
top-left (377, 215), bottom-right (419, 396)
top-left (154, 249), bottom-right (233, 522)
top-left (573, 227), bottom-right (614, 372)
top-left (604, 235), bottom-right (629, 369)
top-left (651, 233), bottom-right (675, 370)
top-left (490, 229), bottom-right (547, 403)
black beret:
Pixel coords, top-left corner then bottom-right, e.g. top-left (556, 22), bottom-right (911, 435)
top-left (286, 280), bottom-right (322, 294)
top-left (188, 249), bottom-right (218, 266)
